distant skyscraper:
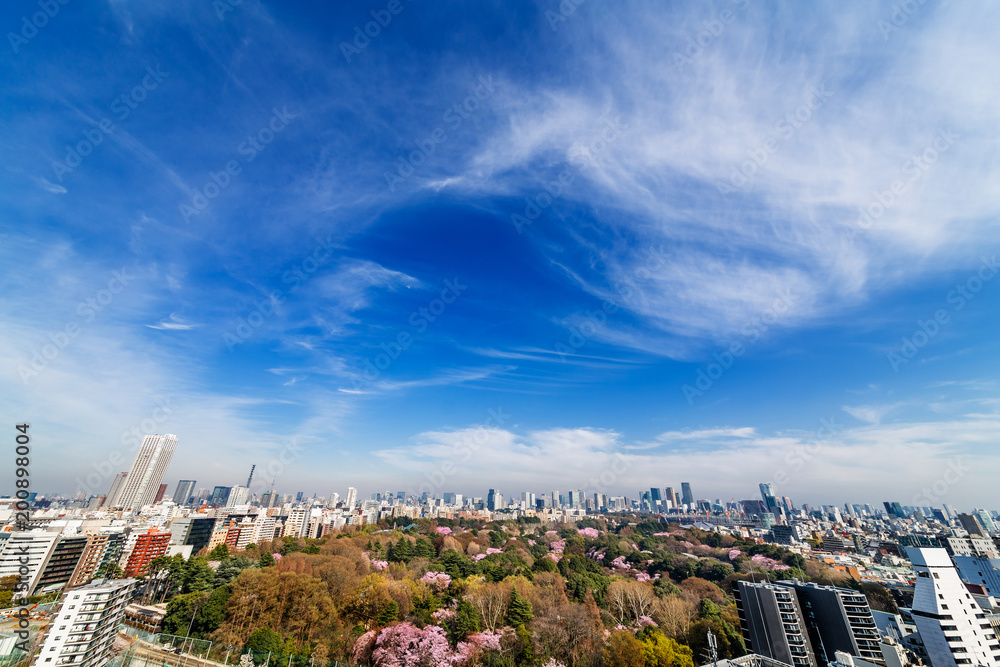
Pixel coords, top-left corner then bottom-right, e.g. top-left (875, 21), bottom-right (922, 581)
top-left (883, 501), bottom-right (905, 518)
top-left (153, 483), bottom-right (168, 504)
top-left (227, 485), bottom-right (250, 507)
top-left (649, 488), bottom-right (662, 504)
top-left (759, 482), bottom-right (779, 514)
top-left (958, 512), bottom-right (988, 538)
top-left (664, 486), bottom-right (676, 507)
top-left (295, 491), bottom-right (304, 502)
top-left (681, 482), bottom-right (694, 506)
top-left (210, 486), bottom-right (232, 507)
top-left (487, 489), bottom-right (500, 511)
top-left (173, 480), bottom-right (196, 506)
top-left (345, 487), bottom-right (358, 509)
top-left (114, 434), bottom-right (178, 511)
top-left (106, 472), bottom-right (128, 507)
top-left (975, 509), bottom-right (997, 533)
top-left (551, 491), bottom-right (559, 508)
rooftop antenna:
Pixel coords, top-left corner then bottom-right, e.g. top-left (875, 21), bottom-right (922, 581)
top-left (708, 628), bottom-right (719, 667)
top-left (246, 464), bottom-right (256, 488)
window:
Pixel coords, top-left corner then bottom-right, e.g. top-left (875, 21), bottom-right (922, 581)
top-left (934, 573), bottom-right (940, 579)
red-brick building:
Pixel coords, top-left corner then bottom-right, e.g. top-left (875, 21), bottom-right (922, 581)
top-left (123, 528), bottom-right (172, 577)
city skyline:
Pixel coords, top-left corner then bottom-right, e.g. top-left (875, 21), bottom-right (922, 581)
top-left (2, 2), bottom-right (1000, 507)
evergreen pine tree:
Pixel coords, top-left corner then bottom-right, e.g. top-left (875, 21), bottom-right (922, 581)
top-left (507, 586), bottom-right (534, 626)
top-left (377, 600), bottom-right (399, 626)
top-left (452, 598), bottom-right (481, 643)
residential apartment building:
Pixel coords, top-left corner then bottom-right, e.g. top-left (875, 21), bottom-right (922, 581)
top-left (780, 581), bottom-right (882, 665)
top-left (735, 580), bottom-right (882, 667)
top-left (32, 578), bottom-right (136, 667)
top-left (0, 532), bottom-right (60, 598)
top-left (120, 528), bottom-right (172, 577)
top-left (67, 533), bottom-right (121, 588)
top-left (907, 547), bottom-right (1000, 667)
top-left (945, 536), bottom-right (1000, 560)
top-left (33, 536), bottom-right (89, 596)
top-left (952, 556), bottom-right (1000, 598)
top-left (735, 580), bottom-right (818, 667)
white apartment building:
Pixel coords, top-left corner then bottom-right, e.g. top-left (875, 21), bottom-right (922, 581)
top-left (32, 578), bottom-right (136, 666)
top-left (283, 508), bottom-right (309, 538)
top-left (0, 532), bottom-right (60, 599)
top-left (947, 537), bottom-right (1000, 560)
top-left (907, 547), bottom-right (1000, 667)
top-left (226, 485), bottom-right (250, 508)
top-left (250, 513), bottom-right (277, 544)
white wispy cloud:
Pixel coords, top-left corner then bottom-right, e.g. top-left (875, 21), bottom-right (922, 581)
top-left (146, 313), bottom-right (199, 330)
top-left (442, 2), bottom-right (1000, 354)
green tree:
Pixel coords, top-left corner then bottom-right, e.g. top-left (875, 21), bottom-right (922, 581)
top-left (507, 587), bottom-right (534, 626)
top-left (207, 543), bottom-right (229, 560)
top-left (197, 585), bottom-right (230, 635)
top-left (94, 562), bottom-right (123, 579)
top-left (376, 600), bottom-right (400, 626)
top-left (214, 556), bottom-right (257, 587)
top-left (514, 623), bottom-right (535, 664)
top-left (388, 537), bottom-right (413, 563)
top-left (181, 557), bottom-right (216, 593)
top-left (533, 555), bottom-right (557, 573)
top-left (163, 591), bottom-right (209, 637)
top-left (258, 551), bottom-right (276, 568)
top-left (245, 627), bottom-right (284, 653)
top-left (450, 598), bottom-right (481, 644)
top-left (413, 537), bottom-right (435, 559)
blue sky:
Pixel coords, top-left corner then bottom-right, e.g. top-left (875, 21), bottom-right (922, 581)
top-left (2, 0), bottom-right (999, 508)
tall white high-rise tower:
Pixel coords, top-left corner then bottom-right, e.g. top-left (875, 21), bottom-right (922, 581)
top-left (907, 547), bottom-right (1000, 667)
top-left (115, 434), bottom-right (178, 511)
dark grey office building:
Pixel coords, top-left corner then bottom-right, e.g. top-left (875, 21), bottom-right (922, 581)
top-left (210, 485), bottom-right (232, 507)
top-left (736, 580), bottom-right (882, 667)
top-left (172, 480), bottom-right (197, 506)
top-left (169, 516), bottom-right (215, 554)
top-left (681, 482), bottom-right (694, 506)
top-left (736, 580), bottom-right (818, 667)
